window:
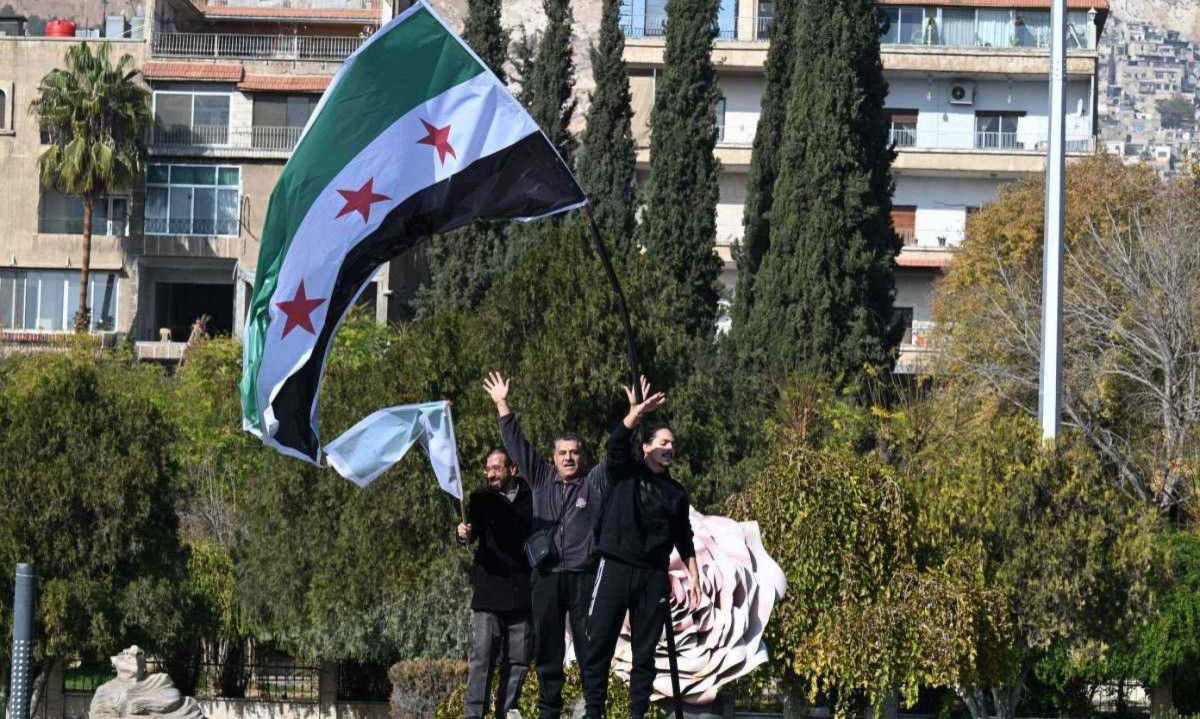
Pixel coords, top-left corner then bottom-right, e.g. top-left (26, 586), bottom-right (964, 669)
top-left (0, 269), bottom-right (121, 332)
top-left (892, 205), bottom-right (917, 246)
top-left (0, 87), bottom-right (7, 131)
top-left (252, 94), bottom-right (318, 151)
top-left (716, 0), bottom-right (738, 39)
top-left (881, 6), bottom-right (929, 44)
top-left (1014, 10), bottom-right (1051, 47)
top-left (715, 97), bottom-right (726, 143)
top-left (153, 91), bottom-right (232, 146)
top-left (146, 164), bottom-right (241, 237)
top-left (939, 8), bottom-right (975, 46)
top-left (39, 189), bottom-right (129, 236)
top-left (895, 307), bottom-right (915, 345)
top-left (757, 0), bottom-right (773, 39)
top-left (886, 109), bottom-right (918, 147)
top-left (975, 112), bottom-right (1023, 149)
top-left (1067, 11), bottom-right (1092, 48)
top-left (975, 9), bottom-right (1013, 47)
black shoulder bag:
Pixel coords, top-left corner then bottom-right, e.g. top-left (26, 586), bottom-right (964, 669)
top-left (525, 480), bottom-right (580, 568)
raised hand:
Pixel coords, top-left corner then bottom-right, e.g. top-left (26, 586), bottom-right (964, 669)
top-left (623, 375), bottom-right (666, 428)
top-left (482, 371), bottom-right (511, 415)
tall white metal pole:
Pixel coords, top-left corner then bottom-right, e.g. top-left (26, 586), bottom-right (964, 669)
top-left (1039, 0), bottom-right (1068, 440)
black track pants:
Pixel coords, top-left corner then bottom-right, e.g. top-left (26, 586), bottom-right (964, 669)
top-left (580, 556), bottom-right (670, 719)
top-left (530, 568), bottom-right (595, 719)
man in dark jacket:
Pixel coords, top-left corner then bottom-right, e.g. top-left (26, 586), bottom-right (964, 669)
top-left (457, 448), bottom-right (533, 719)
top-left (581, 378), bottom-right (700, 719)
top-left (482, 371), bottom-right (633, 719)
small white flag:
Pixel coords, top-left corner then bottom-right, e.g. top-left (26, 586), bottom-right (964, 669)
top-left (324, 400), bottom-right (463, 497)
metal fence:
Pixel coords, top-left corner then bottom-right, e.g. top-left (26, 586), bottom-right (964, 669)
top-left (194, 656), bottom-right (319, 702)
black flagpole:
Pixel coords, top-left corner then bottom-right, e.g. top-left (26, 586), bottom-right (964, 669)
top-left (581, 206), bottom-right (685, 719)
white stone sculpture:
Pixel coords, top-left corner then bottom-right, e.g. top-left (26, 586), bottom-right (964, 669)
top-left (89, 646), bottom-right (206, 719)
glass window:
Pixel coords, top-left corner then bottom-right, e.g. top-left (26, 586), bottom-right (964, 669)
top-left (1067, 10), bottom-right (1091, 48)
top-left (0, 272), bottom-right (26, 329)
top-left (898, 7), bottom-right (926, 44)
top-left (881, 6), bottom-right (900, 44)
top-left (976, 9), bottom-right (1013, 47)
top-left (717, 0), bottom-right (737, 39)
top-left (146, 164), bottom-right (241, 237)
top-left (715, 97), bottom-right (726, 143)
top-left (38, 189), bottom-right (129, 236)
top-left (1015, 10), bottom-right (1051, 47)
top-left (153, 92), bottom-right (231, 147)
top-left (976, 112), bottom-right (1021, 148)
top-left (0, 88), bottom-right (6, 129)
top-left (0, 270), bottom-right (120, 332)
top-left (757, 0), bottom-right (773, 39)
top-left (940, 8), bottom-right (975, 46)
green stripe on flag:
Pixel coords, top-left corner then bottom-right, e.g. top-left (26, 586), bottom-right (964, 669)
top-left (241, 4), bottom-right (487, 429)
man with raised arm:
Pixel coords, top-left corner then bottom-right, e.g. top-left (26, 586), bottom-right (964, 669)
top-left (482, 371), bottom-right (664, 719)
top-left (581, 378), bottom-right (700, 719)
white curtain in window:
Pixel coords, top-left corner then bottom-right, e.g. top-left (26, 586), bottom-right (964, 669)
top-left (976, 9), bottom-right (1012, 47)
top-left (940, 8), bottom-right (975, 46)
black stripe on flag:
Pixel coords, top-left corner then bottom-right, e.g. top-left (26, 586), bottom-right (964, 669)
top-left (270, 131), bottom-right (585, 461)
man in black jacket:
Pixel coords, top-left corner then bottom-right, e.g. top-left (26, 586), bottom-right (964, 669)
top-left (457, 448), bottom-right (533, 719)
top-left (483, 371), bottom-right (637, 719)
top-left (581, 378), bottom-right (700, 719)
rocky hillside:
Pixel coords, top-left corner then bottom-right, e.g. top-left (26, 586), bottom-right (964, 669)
top-left (1106, 0), bottom-right (1200, 41)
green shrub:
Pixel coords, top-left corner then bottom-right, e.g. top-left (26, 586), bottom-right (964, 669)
top-left (389, 659), bottom-right (467, 719)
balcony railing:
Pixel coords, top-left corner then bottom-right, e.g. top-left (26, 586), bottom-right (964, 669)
top-left (889, 126), bottom-right (917, 148)
top-left (620, 12), bottom-right (767, 41)
top-left (202, 0), bottom-right (378, 9)
top-left (756, 15), bottom-right (772, 39)
top-left (152, 124), bottom-right (305, 152)
top-left (974, 130), bottom-right (1019, 150)
top-left (896, 227), bottom-right (918, 246)
top-left (885, 126), bottom-right (1095, 153)
top-left (153, 31), bottom-right (365, 60)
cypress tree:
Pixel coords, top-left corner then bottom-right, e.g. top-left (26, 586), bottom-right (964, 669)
top-left (740, 0), bottom-right (901, 381)
top-left (463, 0), bottom-right (508, 82)
top-left (414, 0), bottom-right (511, 315)
top-left (730, 0), bottom-right (796, 330)
top-left (577, 0), bottom-right (638, 247)
top-left (637, 0), bottom-right (723, 338)
top-left (519, 0), bottom-right (577, 160)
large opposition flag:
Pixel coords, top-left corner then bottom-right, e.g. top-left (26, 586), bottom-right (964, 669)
top-left (240, 0), bottom-right (586, 464)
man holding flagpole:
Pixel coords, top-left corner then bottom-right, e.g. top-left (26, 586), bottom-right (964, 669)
top-left (456, 448), bottom-right (533, 719)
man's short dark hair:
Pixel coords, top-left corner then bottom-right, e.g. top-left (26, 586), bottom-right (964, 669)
top-left (484, 447), bottom-right (511, 465)
top-left (643, 424), bottom-right (673, 444)
top-left (551, 432), bottom-right (587, 455)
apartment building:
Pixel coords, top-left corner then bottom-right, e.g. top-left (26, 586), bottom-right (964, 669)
top-left (0, 0), bottom-right (403, 359)
top-left (622, 0), bottom-right (1107, 370)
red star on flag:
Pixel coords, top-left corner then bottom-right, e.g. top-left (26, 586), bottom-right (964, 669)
top-left (276, 281), bottom-right (326, 338)
top-left (417, 119), bottom-right (457, 165)
top-left (336, 178), bottom-right (390, 222)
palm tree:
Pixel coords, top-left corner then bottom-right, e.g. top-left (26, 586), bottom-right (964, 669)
top-left (31, 42), bottom-right (150, 332)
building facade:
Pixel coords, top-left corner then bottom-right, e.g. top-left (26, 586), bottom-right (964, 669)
top-left (0, 0), bottom-right (406, 360)
top-left (622, 0), bottom-right (1108, 370)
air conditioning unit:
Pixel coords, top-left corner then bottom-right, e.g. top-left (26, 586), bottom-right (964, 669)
top-left (949, 82), bottom-right (976, 105)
